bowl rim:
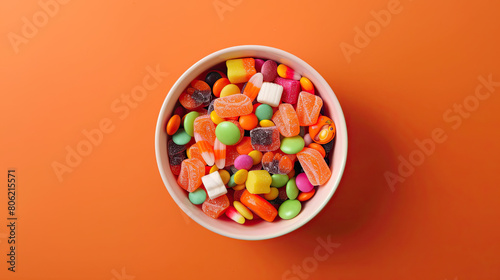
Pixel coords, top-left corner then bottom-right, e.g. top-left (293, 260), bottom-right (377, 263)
top-left (155, 45), bottom-right (348, 240)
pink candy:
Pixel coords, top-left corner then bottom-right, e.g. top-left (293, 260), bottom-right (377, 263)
top-left (234, 155), bottom-right (254, 170)
top-left (274, 77), bottom-right (301, 104)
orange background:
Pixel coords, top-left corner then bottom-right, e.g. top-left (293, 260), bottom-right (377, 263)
top-left (1, 0), bottom-right (499, 279)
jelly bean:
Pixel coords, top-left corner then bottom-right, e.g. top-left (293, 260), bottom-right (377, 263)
top-left (250, 126), bottom-right (280, 152)
top-left (277, 64), bottom-right (301, 80)
top-left (245, 170), bottom-right (272, 194)
top-left (172, 128), bottom-right (191, 145)
top-left (286, 177), bottom-right (299, 200)
top-left (234, 154), bottom-right (254, 170)
top-left (233, 201), bottom-right (253, 220)
top-left (233, 184), bottom-right (246, 191)
top-left (205, 70), bottom-right (224, 88)
top-left (213, 78), bottom-right (230, 98)
top-left (245, 151), bottom-right (260, 167)
top-left (278, 199), bottom-right (301, 219)
top-left (264, 187), bottom-right (279, 200)
top-left (239, 113), bottom-right (258, 131)
top-left (225, 205), bottom-right (245, 224)
top-left (218, 169), bottom-right (230, 185)
top-left (309, 115), bottom-right (336, 144)
top-left (257, 82), bottom-right (283, 107)
top-left (226, 58), bottom-right (256, 84)
top-left (235, 137), bottom-right (253, 155)
top-left (166, 114), bottom-right (181, 135)
top-left (308, 143), bottom-right (326, 158)
top-left (242, 72), bottom-right (263, 101)
top-left (297, 148), bottom-right (331, 185)
top-left (233, 169), bottom-right (248, 185)
top-left (298, 188), bottom-right (315, 201)
top-left (193, 115), bottom-right (216, 145)
top-left (261, 60), bottom-right (278, 82)
top-left (255, 104), bottom-right (273, 121)
top-left (210, 110), bottom-right (225, 125)
top-left (183, 111), bottom-right (200, 136)
top-left (271, 174), bottom-right (289, 188)
top-left (240, 190), bottom-right (278, 222)
top-left (280, 135), bottom-right (305, 155)
top-left (214, 94), bottom-right (253, 118)
top-left (299, 77), bottom-right (315, 94)
top-left (228, 174), bottom-right (237, 188)
top-left (258, 120), bottom-right (273, 127)
top-left (189, 188), bottom-right (207, 205)
top-left (296, 91), bottom-right (323, 126)
top-left (202, 170), bottom-right (228, 199)
top-left (296, 172), bottom-right (314, 192)
top-left (303, 133), bottom-right (313, 146)
top-left (209, 165), bottom-right (219, 174)
top-left (215, 121), bottom-right (241, 145)
top-left (177, 158), bottom-right (205, 192)
top-left (202, 194), bottom-right (230, 219)
top-left (220, 83), bottom-right (240, 97)
top-left (274, 77), bottom-right (301, 105)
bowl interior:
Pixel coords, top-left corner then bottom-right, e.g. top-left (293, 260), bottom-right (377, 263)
top-left (155, 45), bottom-right (347, 240)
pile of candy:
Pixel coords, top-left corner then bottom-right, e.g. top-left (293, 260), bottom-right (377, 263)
top-left (166, 57), bottom-right (336, 224)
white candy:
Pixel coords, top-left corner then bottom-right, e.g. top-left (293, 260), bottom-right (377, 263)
top-left (257, 82), bottom-right (283, 107)
top-left (201, 171), bottom-right (227, 200)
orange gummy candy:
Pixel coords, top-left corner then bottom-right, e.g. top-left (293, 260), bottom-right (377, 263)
top-left (177, 158), bottom-right (205, 192)
top-left (272, 104), bottom-right (300, 137)
top-left (296, 147), bottom-right (331, 186)
top-left (214, 94), bottom-right (253, 118)
top-left (236, 137), bottom-right (253, 155)
top-left (240, 190), bottom-right (277, 222)
top-left (188, 143), bottom-right (207, 165)
top-left (202, 194), bottom-right (230, 219)
top-left (296, 91), bottom-right (323, 126)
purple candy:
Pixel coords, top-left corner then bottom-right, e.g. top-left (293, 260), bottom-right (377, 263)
top-left (261, 60), bottom-right (278, 82)
top-left (254, 59), bottom-right (265, 72)
top-left (296, 172), bottom-right (314, 192)
top-left (274, 77), bottom-right (301, 104)
top-left (234, 155), bottom-right (254, 170)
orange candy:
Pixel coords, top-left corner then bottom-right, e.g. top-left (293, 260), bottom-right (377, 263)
top-left (242, 73), bottom-right (263, 101)
top-left (308, 143), bottom-right (326, 158)
top-left (214, 138), bottom-right (226, 169)
top-left (272, 104), bottom-right (300, 137)
top-left (296, 147), bottom-right (331, 186)
top-left (308, 115), bottom-right (336, 144)
top-left (166, 114), bottom-right (181, 135)
top-left (202, 194), bottom-right (230, 219)
top-left (212, 78), bottom-right (230, 98)
top-left (239, 113), bottom-right (258, 131)
top-left (298, 188), bottom-right (316, 201)
top-left (187, 143), bottom-right (207, 165)
top-left (296, 91), bottom-right (323, 126)
top-left (236, 137), bottom-right (253, 155)
top-left (177, 158), bottom-right (205, 192)
top-left (214, 94), bottom-right (253, 118)
top-left (240, 190), bottom-right (277, 222)
top-left (193, 115), bottom-right (216, 145)
top-left (179, 80), bottom-right (211, 110)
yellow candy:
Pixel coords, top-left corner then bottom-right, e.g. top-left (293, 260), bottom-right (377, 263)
top-left (210, 111), bottom-right (225, 125)
top-left (218, 170), bottom-right (230, 185)
top-left (226, 58), bottom-right (255, 84)
top-left (264, 187), bottom-right (279, 200)
top-left (234, 201), bottom-right (253, 220)
top-left (248, 150), bottom-right (263, 165)
top-left (209, 165), bottom-right (219, 174)
top-left (259, 120), bottom-right (275, 127)
top-left (233, 169), bottom-right (248, 185)
top-left (186, 147), bottom-right (192, 158)
top-left (220, 84), bottom-right (240, 97)
top-left (233, 184), bottom-right (246, 191)
top-left (245, 170), bottom-right (272, 194)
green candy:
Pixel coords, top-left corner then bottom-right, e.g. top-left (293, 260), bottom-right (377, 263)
top-left (183, 111), bottom-right (200, 137)
top-left (271, 174), bottom-right (289, 188)
top-left (278, 199), bottom-right (302, 220)
top-left (255, 104), bottom-right (273, 121)
top-left (228, 174), bottom-right (237, 187)
top-left (286, 177), bottom-right (299, 200)
top-left (280, 136), bottom-right (305, 154)
top-left (188, 188), bottom-right (206, 205)
top-left (215, 121), bottom-right (241, 145)
top-left (172, 128), bottom-right (191, 145)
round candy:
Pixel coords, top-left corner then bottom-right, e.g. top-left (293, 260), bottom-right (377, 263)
top-left (215, 121), bottom-right (241, 145)
top-left (218, 170), bottom-right (230, 185)
top-left (261, 60), bottom-right (278, 82)
top-left (233, 184), bottom-right (246, 191)
top-left (228, 174), bottom-right (237, 187)
top-left (308, 143), bottom-right (326, 158)
top-left (298, 189), bottom-right (315, 201)
top-left (296, 173), bottom-right (314, 192)
top-left (210, 111), bottom-right (225, 124)
top-left (264, 187), bottom-right (279, 200)
top-left (239, 113), bottom-right (258, 130)
top-left (205, 71), bottom-right (224, 88)
top-left (278, 199), bottom-right (302, 220)
top-left (280, 136), bottom-right (305, 154)
top-left (303, 133), bottom-right (313, 146)
top-left (233, 169), bottom-right (248, 185)
top-left (172, 128), bottom-right (191, 145)
top-left (248, 150), bottom-right (262, 165)
top-left (286, 177), bottom-right (299, 200)
top-left (166, 114), bottom-right (181, 135)
top-left (183, 111), bottom-right (200, 137)
top-left (189, 188), bottom-right (207, 205)
top-left (234, 201), bottom-right (253, 220)
top-left (220, 84), bottom-right (240, 97)
top-left (255, 104), bottom-right (273, 121)
top-left (234, 155), bottom-right (254, 170)
top-left (271, 174), bottom-right (289, 188)
top-left (259, 120), bottom-right (275, 127)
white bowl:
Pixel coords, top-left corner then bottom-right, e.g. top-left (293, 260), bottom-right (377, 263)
top-left (155, 45), bottom-right (348, 240)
